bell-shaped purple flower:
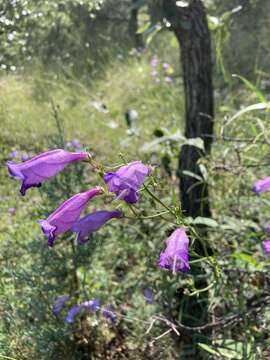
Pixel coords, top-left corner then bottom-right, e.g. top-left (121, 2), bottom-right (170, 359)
top-left (102, 304), bottom-right (116, 323)
top-left (7, 149), bottom-right (88, 196)
top-left (103, 161), bottom-right (151, 204)
top-left (52, 295), bottom-right (70, 316)
top-left (72, 210), bottom-right (122, 244)
top-left (252, 176), bottom-right (270, 193)
top-left (159, 228), bottom-right (190, 273)
top-left (65, 298), bottom-right (100, 324)
top-left (39, 187), bottom-right (102, 246)
top-left (262, 240), bottom-right (270, 255)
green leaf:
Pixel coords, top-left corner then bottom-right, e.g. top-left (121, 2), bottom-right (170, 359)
top-left (199, 342), bottom-right (244, 359)
top-left (232, 74), bottom-right (266, 102)
top-left (232, 252), bottom-right (260, 268)
top-left (198, 343), bottom-right (220, 356)
top-left (140, 131), bottom-right (204, 152)
top-left (145, 24), bottom-right (163, 46)
top-left (185, 137), bottom-right (204, 150)
top-left (182, 170), bottom-right (203, 182)
top-left (226, 102), bottom-right (270, 127)
top-left (192, 217), bottom-right (219, 228)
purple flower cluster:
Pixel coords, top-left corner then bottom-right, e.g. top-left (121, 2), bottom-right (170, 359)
top-left (8, 150), bottom-right (29, 162)
top-left (65, 299), bottom-right (101, 324)
top-left (6, 149), bottom-right (152, 247)
top-left (39, 187), bottom-right (102, 246)
top-left (65, 139), bottom-right (83, 150)
top-left (51, 296), bottom-right (116, 325)
top-left (149, 56), bottom-right (174, 84)
top-left (7, 144), bottom-right (192, 337)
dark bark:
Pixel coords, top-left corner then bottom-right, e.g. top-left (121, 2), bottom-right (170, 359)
top-left (164, 0), bottom-right (214, 218)
top-left (163, 1), bottom-right (214, 358)
top-left (128, 0), bottom-right (144, 49)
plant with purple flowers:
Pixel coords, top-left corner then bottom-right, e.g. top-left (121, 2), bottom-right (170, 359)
top-left (6, 146), bottom-right (198, 341)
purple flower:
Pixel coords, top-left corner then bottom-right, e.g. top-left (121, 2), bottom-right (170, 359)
top-left (72, 210), bottom-right (122, 244)
top-left (81, 299), bottom-right (100, 312)
top-left (65, 305), bottom-right (81, 324)
top-left (265, 224), bottom-right (270, 234)
top-left (71, 139), bottom-right (82, 149)
top-left (9, 150), bottom-right (18, 159)
top-left (151, 70), bottom-right (158, 77)
top-left (38, 187), bottom-right (102, 246)
top-left (103, 161), bottom-right (151, 204)
top-left (159, 228), bottom-right (190, 273)
top-left (162, 62), bottom-right (170, 70)
top-left (65, 298), bottom-right (100, 324)
top-left (52, 295), bottom-right (70, 316)
top-left (102, 305), bottom-right (116, 323)
top-left (64, 141), bottom-right (72, 149)
top-left (21, 153), bottom-right (29, 162)
top-left (8, 207), bottom-right (16, 216)
top-left (252, 176), bottom-right (270, 193)
top-left (164, 76), bottom-right (173, 83)
top-left (143, 288), bottom-right (155, 304)
top-left (262, 240), bottom-right (270, 255)
top-left (7, 149), bottom-right (88, 196)
top-left (150, 55), bottom-right (158, 67)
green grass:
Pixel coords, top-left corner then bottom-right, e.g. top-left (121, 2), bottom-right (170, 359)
top-left (0, 53), bottom-right (183, 161)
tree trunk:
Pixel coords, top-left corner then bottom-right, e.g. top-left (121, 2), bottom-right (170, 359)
top-left (164, 0), bottom-right (214, 217)
top-left (163, 1), bottom-right (214, 358)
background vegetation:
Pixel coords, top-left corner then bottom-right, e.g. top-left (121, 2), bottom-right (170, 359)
top-left (1, 0), bottom-right (270, 359)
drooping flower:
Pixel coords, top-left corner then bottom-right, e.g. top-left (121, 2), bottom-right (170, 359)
top-left (65, 298), bottom-right (100, 324)
top-left (262, 240), bottom-right (270, 255)
top-left (72, 210), bottom-right (122, 244)
top-left (252, 176), bottom-right (270, 193)
top-left (7, 149), bottom-right (88, 196)
top-left (52, 295), bottom-right (70, 316)
top-left (159, 228), bottom-right (190, 273)
top-left (143, 288), bottom-right (155, 304)
top-left (102, 304), bottom-right (116, 323)
top-left (39, 187), bottom-right (102, 246)
top-left (103, 161), bottom-right (151, 204)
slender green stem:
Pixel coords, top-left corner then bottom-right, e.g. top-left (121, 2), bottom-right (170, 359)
top-left (128, 210), bottom-right (170, 220)
top-left (143, 184), bottom-right (175, 217)
top-left (187, 282), bottom-right (215, 297)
